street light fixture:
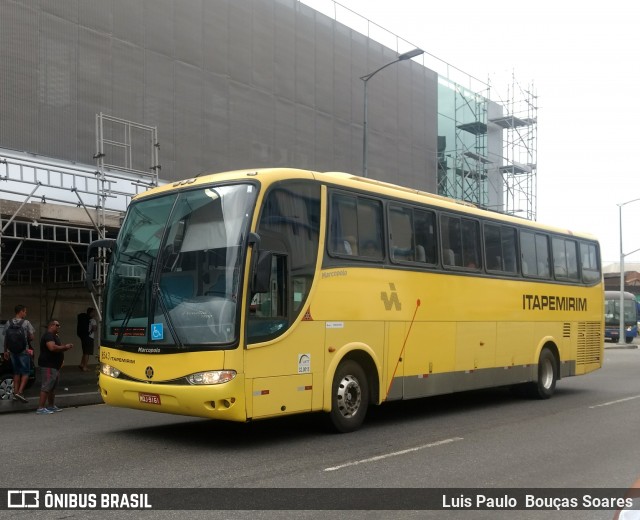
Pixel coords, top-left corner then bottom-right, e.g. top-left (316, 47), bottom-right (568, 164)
top-left (618, 197), bottom-right (640, 343)
top-left (361, 48), bottom-right (424, 177)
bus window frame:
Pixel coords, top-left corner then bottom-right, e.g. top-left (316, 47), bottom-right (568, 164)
top-left (439, 212), bottom-right (482, 272)
top-left (327, 189), bottom-right (386, 263)
top-left (387, 203), bottom-right (438, 268)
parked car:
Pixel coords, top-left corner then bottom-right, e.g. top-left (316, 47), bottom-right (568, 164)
top-left (0, 320), bottom-right (36, 400)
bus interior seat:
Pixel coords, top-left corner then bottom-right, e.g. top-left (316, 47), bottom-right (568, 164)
top-left (538, 262), bottom-right (549, 277)
top-left (415, 245), bottom-right (426, 262)
top-left (342, 236), bottom-right (357, 255)
top-left (488, 255), bottom-right (502, 270)
top-left (444, 248), bottom-right (456, 266)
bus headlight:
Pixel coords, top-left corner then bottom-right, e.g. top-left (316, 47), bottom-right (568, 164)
top-left (186, 370), bottom-right (236, 385)
top-left (101, 363), bottom-right (121, 379)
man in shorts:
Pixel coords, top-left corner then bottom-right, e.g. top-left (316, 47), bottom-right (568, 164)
top-left (2, 304), bottom-right (35, 403)
top-left (37, 319), bottom-right (73, 415)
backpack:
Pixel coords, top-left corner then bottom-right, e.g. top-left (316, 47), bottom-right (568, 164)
top-left (5, 319), bottom-right (27, 354)
top-left (77, 312), bottom-right (89, 338)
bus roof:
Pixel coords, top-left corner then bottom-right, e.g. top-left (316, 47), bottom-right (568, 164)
top-left (134, 168), bottom-right (600, 242)
top-left (605, 291), bottom-right (637, 300)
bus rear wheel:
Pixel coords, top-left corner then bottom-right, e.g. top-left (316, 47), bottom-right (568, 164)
top-left (329, 360), bottom-right (369, 433)
top-left (525, 348), bottom-right (557, 399)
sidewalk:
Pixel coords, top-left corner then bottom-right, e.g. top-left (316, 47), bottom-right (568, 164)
top-left (0, 365), bottom-right (102, 414)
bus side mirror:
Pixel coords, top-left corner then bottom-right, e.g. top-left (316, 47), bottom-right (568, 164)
top-left (253, 251), bottom-right (272, 294)
top-left (86, 238), bottom-right (116, 292)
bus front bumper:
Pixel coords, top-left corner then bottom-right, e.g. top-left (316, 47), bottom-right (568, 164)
top-left (99, 373), bottom-right (247, 421)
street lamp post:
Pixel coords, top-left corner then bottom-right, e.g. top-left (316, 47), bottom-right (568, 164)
top-left (618, 198), bottom-right (640, 343)
top-left (361, 48), bottom-right (424, 178)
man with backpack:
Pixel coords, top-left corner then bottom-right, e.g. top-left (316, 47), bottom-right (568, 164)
top-left (2, 304), bottom-right (35, 403)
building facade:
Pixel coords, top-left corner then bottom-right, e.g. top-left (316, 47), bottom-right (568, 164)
top-left (0, 0), bottom-right (531, 364)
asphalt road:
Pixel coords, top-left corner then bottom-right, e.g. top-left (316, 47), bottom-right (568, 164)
top-left (4, 347), bottom-right (640, 520)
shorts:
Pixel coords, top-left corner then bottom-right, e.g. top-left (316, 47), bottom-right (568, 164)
top-left (40, 367), bottom-right (60, 393)
top-left (9, 351), bottom-right (31, 375)
top-left (81, 336), bottom-right (95, 355)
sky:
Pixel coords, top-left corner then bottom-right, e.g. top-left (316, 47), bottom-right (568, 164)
top-left (305, 0), bottom-right (640, 265)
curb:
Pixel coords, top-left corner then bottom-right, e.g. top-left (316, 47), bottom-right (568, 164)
top-left (0, 389), bottom-right (102, 414)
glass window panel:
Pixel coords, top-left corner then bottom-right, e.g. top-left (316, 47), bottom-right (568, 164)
top-left (414, 209), bottom-right (437, 264)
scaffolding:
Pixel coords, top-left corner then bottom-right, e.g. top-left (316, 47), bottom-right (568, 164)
top-left (489, 76), bottom-right (538, 220)
top-left (0, 115), bottom-right (159, 317)
top-left (437, 80), bottom-right (492, 208)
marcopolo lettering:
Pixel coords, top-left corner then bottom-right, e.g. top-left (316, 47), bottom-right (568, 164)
top-left (522, 294), bottom-right (587, 311)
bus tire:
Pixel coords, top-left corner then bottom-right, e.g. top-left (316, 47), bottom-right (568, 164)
top-left (526, 348), bottom-right (557, 399)
top-left (328, 360), bottom-right (369, 433)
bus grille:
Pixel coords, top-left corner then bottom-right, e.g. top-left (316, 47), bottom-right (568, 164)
top-left (562, 322), bottom-right (571, 338)
top-left (577, 321), bottom-right (602, 365)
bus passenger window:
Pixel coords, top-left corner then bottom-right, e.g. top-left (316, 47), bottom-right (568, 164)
top-left (414, 209), bottom-right (436, 264)
top-left (521, 231), bottom-right (550, 278)
top-left (552, 237), bottom-right (579, 280)
top-left (580, 242), bottom-right (601, 283)
top-left (484, 223), bottom-right (517, 274)
top-left (329, 192), bottom-right (382, 260)
top-left (441, 214), bottom-right (480, 269)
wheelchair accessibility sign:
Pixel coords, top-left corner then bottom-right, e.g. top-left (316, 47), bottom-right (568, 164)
top-left (151, 323), bottom-right (164, 341)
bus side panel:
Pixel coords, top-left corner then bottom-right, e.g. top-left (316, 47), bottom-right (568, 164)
top-left (251, 374), bottom-right (313, 418)
top-left (402, 322), bottom-right (455, 399)
top-left (496, 321), bottom-right (535, 369)
top-left (323, 321), bottom-right (385, 409)
top-left (384, 322), bottom-right (406, 401)
top-left (245, 321), bottom-right (327, 417)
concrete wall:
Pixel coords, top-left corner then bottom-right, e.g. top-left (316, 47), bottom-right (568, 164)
top-left (0, 0), bottom-right (439, 192)
top-left (1, 286), bottom-right (96, 367)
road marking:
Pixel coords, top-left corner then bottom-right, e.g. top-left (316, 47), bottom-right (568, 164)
top-left (589, 395), bottom-right (640, 409)
top-left (323, 437), bottom-right (463, 472)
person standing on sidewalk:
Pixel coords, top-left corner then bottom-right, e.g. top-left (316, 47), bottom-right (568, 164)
top-left (78, 308), bottom-right (96, 372)
top-left (2, 304), bottom-right (35, 403)
top-left (36, 319), bottom-right (72, 415)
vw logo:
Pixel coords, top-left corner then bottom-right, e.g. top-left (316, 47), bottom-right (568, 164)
top-left (145, 366), bottom-right (154, 379)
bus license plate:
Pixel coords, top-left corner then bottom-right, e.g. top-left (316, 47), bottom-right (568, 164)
top-left (139, 392), bottom-right (161, 405)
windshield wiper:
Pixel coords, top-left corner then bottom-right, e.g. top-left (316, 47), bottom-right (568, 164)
top-left (114, 279), bottom-right (146, 348)
top-left (153, 283), bottom-right (184, 348)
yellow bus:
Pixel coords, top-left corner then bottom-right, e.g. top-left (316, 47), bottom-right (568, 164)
top-left (90, 168), bottom-right (603, 432)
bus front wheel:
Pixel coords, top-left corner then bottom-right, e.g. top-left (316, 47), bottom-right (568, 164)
top-left (329, 360), bottom-right (369, 433)
top-left (526, 348), bottom-right (557, 399)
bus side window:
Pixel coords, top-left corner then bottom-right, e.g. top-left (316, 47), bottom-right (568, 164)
top-left (329, 193), bottom-right (382, 260)
top-left (441, 215), bottom-right (461, 267)
top-left (414, 209), bottom-right (436, 264)
top-left (580, 241), bottom-right (601, 283)
top-left (442, 214), bottom-right (480, 269)
top-left (389, 205), bottom-right (414, 263)
top-left (521, 230), bottom-right (550, 278)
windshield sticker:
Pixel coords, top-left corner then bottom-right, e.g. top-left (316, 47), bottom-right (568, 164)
top-left (151, 323), bottom-right (164, 341)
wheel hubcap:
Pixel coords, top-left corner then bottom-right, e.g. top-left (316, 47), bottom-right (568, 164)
top-left (0, 378), bottom-right (13, 400)
top-left (336, 374), bottom-right (361, 418)
top-left (540, 358), bottom-right (553, 389)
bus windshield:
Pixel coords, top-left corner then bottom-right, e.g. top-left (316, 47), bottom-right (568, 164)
top-left (604, 297), bottom-right (637, 327)
top-left (104, 183), bottom-right (257, 349)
